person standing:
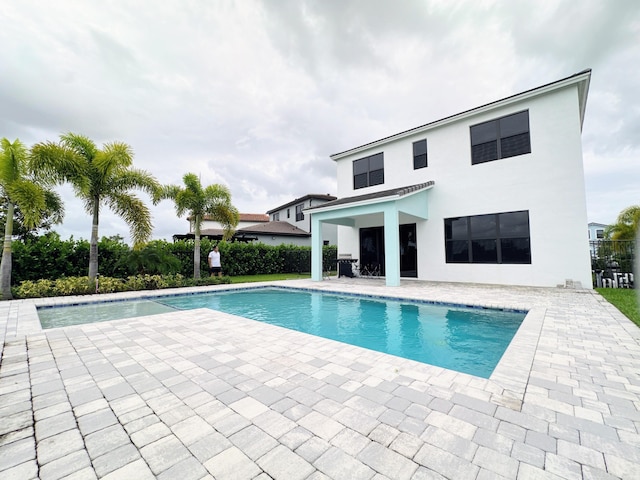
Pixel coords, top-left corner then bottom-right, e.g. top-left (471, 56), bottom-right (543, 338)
top-left (208, 245), bottom-right (222, 277)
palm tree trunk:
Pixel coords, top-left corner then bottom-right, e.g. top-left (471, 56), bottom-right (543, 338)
top-left (193, 213), bottom-right (201, 279)
top-left (88, 200), bottom-right (99, 281)
top-left (0, 202), bottom-right (14, 300)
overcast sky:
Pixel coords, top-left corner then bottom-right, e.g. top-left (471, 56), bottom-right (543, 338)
top-left (2, 0), bottom-right (638, 243)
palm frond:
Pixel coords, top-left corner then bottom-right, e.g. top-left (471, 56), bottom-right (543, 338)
top-left (43, 190), bottom-right (65, 225)
top-left (182, 173), bottom-right (203, 196)
top-left (94, 142), bottom-right (134, 176)
top-left (203, 183), bottom-right (232, 203)
top-left (105, 168), bottom-right (159, 196)
top-left (60, 133), bottom-right (98, 162)
top-left (7, 179), bottom-right (47, 229)
top-left (29, 140), bottom-right (90, 188)
top-left (0, 138), bottom-right (28, 185)
top-left (107, 192), bottom-right (153, 246)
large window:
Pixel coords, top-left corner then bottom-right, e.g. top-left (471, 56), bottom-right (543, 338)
top-left (470, 111), bottom-right (531, 165)
top-left (445, 210), bottom-right (531, 264)
top-left (353, 153), bottom-right (384, 189)
top-left (295, 204), bottom-right (304, 221)
top-left (413, 139), bottom-right (427, 169)
top-left (273, 212), bottom-right (279, 221)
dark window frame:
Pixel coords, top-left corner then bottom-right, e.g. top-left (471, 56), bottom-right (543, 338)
top-left (295, 204), bottom-right (304, 222)
top-left (413, 139), bottom-right (427, 169)
top-left (273, 213), bottom-right (279, 221)
top-left (353, 152), bottom-right (384, 190)
top-left (470, 110), bottom-right (531, 165)
top-left (445, 210), bottom-right (531, 264)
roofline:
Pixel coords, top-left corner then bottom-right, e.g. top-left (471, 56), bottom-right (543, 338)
top-left (187, 213), bottom-right (269, 222)
top-left (306, 182), bottom-right (434, 214)
top-left (266, 194), bottom-right (337, 214)
top-left (330, 69), bottom-right (592, 161)
top-left (238, 228), bottom-right (310, 237)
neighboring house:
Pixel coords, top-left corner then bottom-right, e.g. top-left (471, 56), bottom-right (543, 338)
top-left (173, 212), bottom-right (311, 245)
top-left (588, 222), bottom-right (608, 241)
top-left (588, 222), bottom-right (609, 257)
top-left (234, 221), bottom-right (311, 246)
top-left (173, 213), bottom-right (269, 242)
top-left (198, 213), bottom-right (270, 232)
top-left (267, 194), bottom-right (338, 245)
top-left (308, 70), bottom-right (593, 288)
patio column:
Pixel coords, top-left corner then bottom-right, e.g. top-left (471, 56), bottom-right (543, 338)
top-left (311, 215), bottom-right (324, 281)
top-left (383, 206), bottom-right (401, 286)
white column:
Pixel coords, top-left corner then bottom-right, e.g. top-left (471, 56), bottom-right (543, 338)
top-left (311, 215), bottom-right (324, 281)
top-left (383, 206), bottom-right (401, 286)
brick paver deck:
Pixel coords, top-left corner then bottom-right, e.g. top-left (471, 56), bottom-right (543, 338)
top-left (1, 279), bottom-right (639, 479)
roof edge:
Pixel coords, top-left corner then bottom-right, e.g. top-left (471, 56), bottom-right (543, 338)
top-left (266, 193), bottom-right (337, 214)
top-left (330, 69), bottom-right (592, 160)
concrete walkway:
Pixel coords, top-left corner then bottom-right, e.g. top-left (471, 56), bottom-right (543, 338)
top-left (1, 279), bottom-right (639, 479)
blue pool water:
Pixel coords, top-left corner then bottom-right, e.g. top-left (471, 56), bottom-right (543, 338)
top-left (38, 287), bottom-right (526, 378)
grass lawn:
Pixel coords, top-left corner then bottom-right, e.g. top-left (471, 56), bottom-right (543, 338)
top-left (596, 288), bottom-right (640, 328)
top-left (229, 273), bottom-right (312, 283)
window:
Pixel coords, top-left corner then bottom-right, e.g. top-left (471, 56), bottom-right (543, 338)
top-left (470, 111), bottom-right (531, 165)
top-left (596, 229), bottom-right (604, 239)
top-left (353, 153), bottom-right (384, 189)
top-left (273, 213), bottom-right (279, 221)
top-left (287, 209), bottom-right (290, 219)
top-left (413, 139), bottom-right (427, 169)
top-left (445, 210), bottom-right (531, 264)
top-left (295, 204), bottom-right (304, 221)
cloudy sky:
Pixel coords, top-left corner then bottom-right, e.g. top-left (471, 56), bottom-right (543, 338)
top-left (2, 0), bottom-right (639, 242)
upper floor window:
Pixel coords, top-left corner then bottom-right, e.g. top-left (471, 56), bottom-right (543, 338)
top-left (470, 111), bottom-right (531, 165)
top-left (445, 210), bottom-right (531, 264)
top-left (596, 229), bottom-right (604, 239)
top-left (353, 153), bottom-right (384, 190)
top-left (413, 139), bottom-right (427, 169)
top-left (273, 212), bottom-right (279, 221)
top-left (287, 208), bottom-right (290, 218)
top-left (295, 204), bottom-right (304, 221)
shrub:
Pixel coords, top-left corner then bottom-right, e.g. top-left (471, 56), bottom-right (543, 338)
top-left (12, 274), bottom-right (231, 299)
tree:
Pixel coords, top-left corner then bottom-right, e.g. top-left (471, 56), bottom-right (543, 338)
top-left (0, 190), bottom-right (64, 240)
top-left (156, 173), bottom-right (239, 279)
top-left (1, 138), bottom-right (63, 300)
top-left (605, 205), bottom-right (640, 241)
top-left (30, 133), bottom-right (160, 281)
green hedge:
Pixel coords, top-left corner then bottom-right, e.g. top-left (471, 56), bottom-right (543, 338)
top-left (12, 274), bottom-right (231, 299)
top-left (9, 233), bottom-right (337, 285)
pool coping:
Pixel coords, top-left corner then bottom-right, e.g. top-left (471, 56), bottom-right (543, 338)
top-left (8, 280), bottom-right (542, 407)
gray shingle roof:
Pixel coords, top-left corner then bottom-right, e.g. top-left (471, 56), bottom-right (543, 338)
top-left (239, 221), bottom-right (310, 236)
top-left (306, 181), bottom-right (434, 210)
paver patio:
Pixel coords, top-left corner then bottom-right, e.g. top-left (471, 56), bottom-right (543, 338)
top-left (1, 279), bottom-right (639, 479)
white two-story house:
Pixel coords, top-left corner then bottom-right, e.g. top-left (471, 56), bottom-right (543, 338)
top-left (267, 194), bottom-right (338, 246)
top-left (308, 70), bottom-right (593, 288)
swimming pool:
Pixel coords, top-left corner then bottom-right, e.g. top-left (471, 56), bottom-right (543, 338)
top-left (38, 287), bottom-right (526, 378)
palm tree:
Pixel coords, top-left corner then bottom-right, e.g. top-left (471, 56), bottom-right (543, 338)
top-left (605, 205), bottom-right (640, 241)
top-left (1, 138), bottom-right (64, 300)
top-left (30, 133), bottom-right (160, 282)
top-left (1, 190), bottom-right (64, 240)
top-left (157, 173), bottom-right (239, 279)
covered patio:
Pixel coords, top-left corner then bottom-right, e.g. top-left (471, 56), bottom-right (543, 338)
top-left (308, 182), bottom-right (435, 286)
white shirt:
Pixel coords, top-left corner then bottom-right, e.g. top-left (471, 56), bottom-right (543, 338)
top-left (208, 250), bottom-right (221, 267)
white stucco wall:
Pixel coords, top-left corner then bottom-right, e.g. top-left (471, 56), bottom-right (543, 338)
top-left (334, 83), bottom-right (592, 288)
